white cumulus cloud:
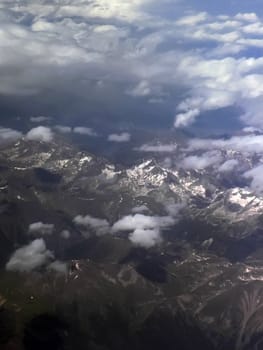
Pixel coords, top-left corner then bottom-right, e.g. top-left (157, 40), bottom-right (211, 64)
top-left (112, 213), bottom-right (175, 248)
top-left (130, 228), bottom-right (161, 248)
top-left (26, 126), bottom-right (54, 142)
top-left (6, 239), bottom-right (54, 272)
top-left (28, 222), bottom-right (54, 236)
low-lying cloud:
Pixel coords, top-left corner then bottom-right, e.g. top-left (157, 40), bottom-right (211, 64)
top-left (28, 222), bottom-right (54, 236)
top-left (61, 230), bottom-right (71, 239)
top-left (180, 151), bottom-right (222, 170)
top-left (73, 127), bottom-right (97, 136)
top-left (74, 214), bottom-right (110, 235)
top-left (26, 126), bottom-right (54, 142)
top-left (47, 260), bottom-right (68, 275)
top-left (132, 205), bottom-right (149, 213)
top-left (244, 164), bottom-right (263, 193)
top-left (129, 228), bottom-right (161, 248)
top-left (135, 143), bottom-right (177, 153)
top-left (112, 213), bottom-right (175, 248)
top-left (6, 239), bottom-right (54, 272)
top-left (108, 132), bottom-right (131, 142)
top-left (188, 135), bottom-right (263, 154)
top-left (218, 159), bottom-right (239, 172)
top-left (0, 127), bottom-right (22, 144)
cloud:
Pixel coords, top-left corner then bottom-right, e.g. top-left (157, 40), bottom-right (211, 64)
top-left (132, 205), bottom-right (149, 213)
top-left (2, 2), bottom-right (263, 130)
top-left (6, 239), bottom-right (53, 272)
top-left (218, 159), bottom-right (239, 172)
top-left (244, 164), bottom-right (263, 193)
top-left (73, 127), bottom-right (97, 136)
top-left (0, 127), bottom-right (22, 144)
top-left (171, 12), bottom-right (263, 128)
top-left (188, 135), bottom-right (263, 154)
top-left (112, 213), bottom-right (175, 248)
top-left (54, 125), bottom-right (72, 134)
top-left (242, 126), bottom-right (262, 134)
top-left (161, 157), bottom-right (172, 169)
top-left (73, 214), bottom-right (110, 235)
top-left (28, 222), bottom-right (54, 236)
top-left (126, 80), bottom-right (151, 97)
top-left (129, 228), bottom-right (161, 248)
top-left (135, 143), bottom-right (177, 152)
top-left (180, 151), bottom-right (222, 170)
top-left (112, 214), bottom-right (175, 232)
top-left (235, 13), bottom-right (258, 22)
top-left (108, 132), bottom-right (131, 142)
top-left (164, 200), bottom-right (185, 217)
top-left (176, 12), bottom-right (209, 26)
top-left (26, 126), bottom-right (54, 142)
top-left (30, 116), bottom-right (51, 123)
top-left (47, 260), bottom-right (68, 275)
top-left (61, 230), bottom-right (71, 239)
top-left (174, 109), bottom-right (200, 128)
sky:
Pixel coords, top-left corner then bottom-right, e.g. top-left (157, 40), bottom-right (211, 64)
top-left (1, 0), bottom-right (263, 132)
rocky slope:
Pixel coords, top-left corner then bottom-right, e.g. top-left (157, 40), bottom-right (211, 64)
top-left (1, 137), bottom-right (263, 349)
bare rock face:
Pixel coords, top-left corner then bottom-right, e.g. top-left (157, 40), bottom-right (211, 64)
top-left (1, 137), bottom-right (263, 349)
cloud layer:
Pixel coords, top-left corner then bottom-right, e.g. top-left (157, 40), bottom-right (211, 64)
top-left (1, 1), bottom-right (263, 128)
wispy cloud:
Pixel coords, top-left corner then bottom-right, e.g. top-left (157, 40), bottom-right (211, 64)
top-left (74, 214), bottom-right (110, 235)
top-left (0, 127), bottom-right (22, 144)
top-left (180, 151), bottom-right (222, 170)
top-left (135, 143), bottom-right (177, 153)
top-left (73, 127), bottom-right (97, 136)
top-left (108, 132), bottom-right (131, 142)
top-left (188, 134), bottom-right (263, 154)
top-left (244, 164), bottom-right (263, 193)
